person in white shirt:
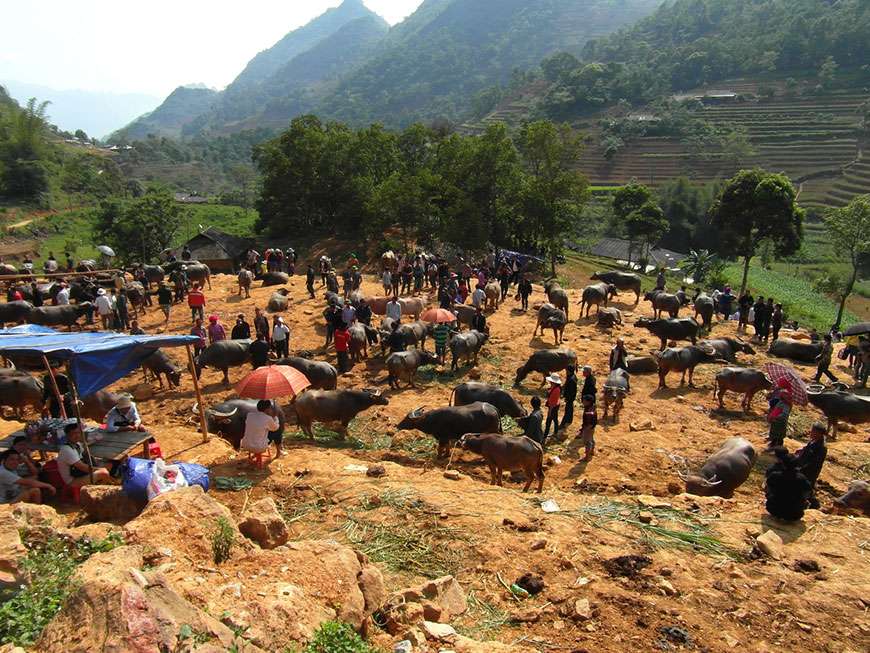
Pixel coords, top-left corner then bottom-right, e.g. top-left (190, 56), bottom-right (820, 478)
top-left (55, 283), bottom-right (70, 306)
top-left (0, 450), bottom-right (55, 504)
top-left (94, 288), bottom-right (113, 330)
top-left (240, 400), bottom-right (281, 458)
top-left (105, 395), bottom-right (144, 432)
top-left (385, 296), bottom-right (402, 322)
top-left (57, 423), bottom-right (111, 488)
top-left (471, 284), bottom-right (486, 308)
top-left (382, 270), bottom-right (392, 296)
top-left (271, 317), bottom-right (290, 358)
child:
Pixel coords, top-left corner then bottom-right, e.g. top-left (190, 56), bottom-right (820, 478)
top-left (579, 394), bottom-right (598, 461)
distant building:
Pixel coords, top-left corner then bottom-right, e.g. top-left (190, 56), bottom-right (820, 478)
top-left (173, 193), bottom-right (209, 204)
top-left (177, 227), bottom-right (253, 273)
top-left (589, 237), bottom-right (685, 270)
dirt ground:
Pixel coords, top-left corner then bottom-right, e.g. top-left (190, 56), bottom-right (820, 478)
top-left (2, 269), bottom-right (869, 652)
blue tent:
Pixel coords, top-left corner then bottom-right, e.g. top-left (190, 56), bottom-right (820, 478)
top-left (0, 327), bottom-right (199, 397)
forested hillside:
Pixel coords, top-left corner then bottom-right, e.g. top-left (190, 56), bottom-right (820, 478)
top-left (114, 86), bottom-right (219, 141)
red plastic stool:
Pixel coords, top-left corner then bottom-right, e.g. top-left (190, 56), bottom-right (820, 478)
top-left (147, 441), bottom-right (163, 459)
top-left (248, 451), bottom-right (271, 469)
top-left (42, 460), bottom-right (80, 504)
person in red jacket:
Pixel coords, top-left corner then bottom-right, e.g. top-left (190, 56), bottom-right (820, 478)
top-left (542, 374), bottom-right (562, 445)
top-left (334, 324), bottom-right (351, 374)
top-left (187, 284), bottom-right (205, 323)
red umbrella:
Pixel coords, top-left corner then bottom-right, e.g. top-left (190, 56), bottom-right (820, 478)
top-left (421, 308), bottom-right (457, 324)
top-left (235, 365), bottom-right (310, 400)
top-left (762, 363), bottom-right (808, 406)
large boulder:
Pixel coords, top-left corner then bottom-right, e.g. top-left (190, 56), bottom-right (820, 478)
top-left (380, 575), bottom-right (468, 633)
top-left (80, 485), bottom-right (145, 523)
top-left (238, 497), bottom-right (289, 549)
top-left (0, 520), bottom-right (27, 590)
top-left (37, 544), bottom-right (264, 653)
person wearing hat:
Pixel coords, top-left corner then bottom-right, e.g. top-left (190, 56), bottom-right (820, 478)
top-left (766, 378), bottom-right (792, 449)
top-left (542, 373), bottom-right (562, 444)
top-left (232, 313), bottom-right (251, 340)
top-left (207, 314), bottom-right (226, 344)
top-left (272, 316), bottom-right (290, 358)
top-left (106, 394), bottom-right (144, 432)
top-left (94, 287), bottom-right (114, 330)
top-left (187, 284), bottom-right (205, 323)
top-left (609, 338), bottom-right (628, 372)
top-left (793, 422), bottom-right (828, 509)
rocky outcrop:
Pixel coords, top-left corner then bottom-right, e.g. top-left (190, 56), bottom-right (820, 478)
top-left (80, 485), bottom-right (145, 522)
top-left (238, 497), bottom-right (289, 549)
top-left (0, 521), bottom-right (27, 590)
top-left (379, 575), bottom-right (468, 633)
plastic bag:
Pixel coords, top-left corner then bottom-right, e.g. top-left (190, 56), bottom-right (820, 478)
top-left (122, 457), bottom-right (154, 500)
top-left (176, 462), bottom-right (210, 493)
top-left (146, 458), bottom-right (188, 501)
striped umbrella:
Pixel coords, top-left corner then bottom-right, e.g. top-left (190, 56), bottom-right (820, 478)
top-left (421, 308), bottom-right (457, 324)
top-left (234, 365), bottom-right (310, 400)
top-left (762, 362), bottom-right (809, 406)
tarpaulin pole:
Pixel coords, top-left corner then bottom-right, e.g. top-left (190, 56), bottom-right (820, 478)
top-left (41, 355), bottom-right (67, 420)
top-left (186, 344), bottom-right (209, 442)
top-left (66, 363), bottom-right (94, 484)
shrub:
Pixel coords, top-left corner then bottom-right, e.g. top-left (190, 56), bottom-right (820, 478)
top-left (304, 621), bottom-right (375, 653)
top-left (211, 517), bottom-right (235, 564)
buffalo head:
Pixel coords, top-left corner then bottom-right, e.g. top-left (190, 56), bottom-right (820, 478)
top-left (362, 388), bottom-right (390, 406)
top-left (397, 406), bottom-right (426, 430)
top-left (679, 471), bottom-right (723, 497)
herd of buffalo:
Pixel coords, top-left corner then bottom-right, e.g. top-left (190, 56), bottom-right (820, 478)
top-left (0, 263), bottom-right (868, 516)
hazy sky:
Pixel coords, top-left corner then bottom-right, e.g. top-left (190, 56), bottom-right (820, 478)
top-left (0, 0), bottom-right (423, 96)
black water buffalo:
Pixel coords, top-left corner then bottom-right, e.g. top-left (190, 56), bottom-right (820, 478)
top-left (28, 303), bottom-right (92, 330)
top-left (680, 437), bottom-right (756, 499)
top-left (597, 307), bottom-right (622, 329)
top-left (768, 338), bottom-right (822, 364)
top-left (544, 280), bottom-right (570, 319)
top-left (141, 350), bottom-right (183, 388)
top-left (644, 290), bottom-right (681, 319)
top-left (701, 337), bottom-right (756, 362)
top-left (453, 304), bottom-right (476, 328)
top-left (450, 382), bottom-right (526, 418)
top-left (460, 433), bottom-right (544, 493)
top-left (602, 368), bottom-right (630, 422)
top-left (386, 349), bottom-right (439, 388)
top-left (125, 281), bottom-right (149, 314)
top-left (0, 301), bottom-right (34, 326)
top-left (195, 339), bottom-right (251, 384)
top-left (267, 289), bottom-right (291, 312)
top-left (450, 330), bottom-right (488, 371)
top-left (579, 282), bottom-right (617, 318)
top-left (397, 402), bottom-right (501, 458)
top-left (626, 355), bottom-right (658, 374)
top-left (533, 304), bottom-right (567, 344)
top-left (832, 480), bottom-right (870, 516)
top-left (0, 373), bottom-right (43, 419)
top-left (591, 271), bottom-right (641, 304)
top-left (294, 388), bottom-right (389, 438)
top-left (713, 367), bottom-right (772, 412)
top-left (692, 292), bottom-right (715, 330)
top-left (378, 317), bottom-right (399, 356)
top-left (76, 260), bottom-right (97, 273)
top-left (654, 344), bottom-right (724, 388)
top-left (0, 264), bottom-right (18, 276)
top-left (806, 386), bottom-right (870, 437)
top-left (515, 348), bottom-right (577, 385)
top-left (274, 356), bottom-right (338, 390)
top-left (400, 320), bottom-right (429, 350)
top-left (636, 317), bottom-right (700, 350)
top-left (142, 265), bottom-right (164, 287)
top-left (198, 399), bottom-right (286, 449)
top-left (262, 271), bottom-right (290, 287)
top-left (348, 324), bottom-right (377, 362)
top-left (179, 262), bottom-right (211, 289)
top-left (79, 390), bottom-right (121, 422)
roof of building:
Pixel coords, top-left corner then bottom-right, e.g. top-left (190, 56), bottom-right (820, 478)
top-left (588, 237), bottom-right (685, 268)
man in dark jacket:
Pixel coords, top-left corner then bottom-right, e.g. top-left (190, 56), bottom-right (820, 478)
top-left (306, 265), bottom-right (316, 299)
top-left (249, 334), bottom-right (271, 369)
top-left (523, 396), bottom-right (544, 446)
top-left (253, 308), bottom-right (270, 343)
top-left (386, 321), bottom-right (406, 354)
top-left (559, 366), bottom-right (578, 429)
top-left (471, 306), bottom-right (487, 334)
top-left (518, 275), bottom-right (533, 312)
top-left (765, 447), bottom-right (812, 522)
top-left (794, 422), bottom-right (827, 509)
top-left (813, 334), bottom-right (838, 384)
top-left (231, 313), bottom-right (251, 340)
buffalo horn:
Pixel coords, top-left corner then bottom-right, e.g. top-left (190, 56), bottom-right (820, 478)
top-left (208, 406), bottom-right (239, 418)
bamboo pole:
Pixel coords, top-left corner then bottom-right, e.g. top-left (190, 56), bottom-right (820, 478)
top-left (41, 355), bottom-right (67, 420)
top-left (186, 344), bottom-right (209, 442)
top-left (65, 363), bottom-right (94, 484)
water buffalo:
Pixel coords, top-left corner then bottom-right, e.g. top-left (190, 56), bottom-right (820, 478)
top-left (450, 382), bottom-right (526, 418)
top-left (378, 317), bottom-right (399, 356)
top-left (76, 260), bottom-right (97, 273)
top-left (701, 337), bottom-right (755, 362)
top-left (0, 263), bottom-right (18, 276)
top-left (0, 373), bottom-right (43, 419)
top-left (692, 292), bottom-right (715, 330)
top-left (460, 433), bottom-right (544, 493)
top-left (79, 390), bottom-right (121, 422)
top-left (198, 399), bottom-right (286, 449)
top-left (262, 272), bottom-right (290, 287)
top-left (579, 282), bottom-right (617, 318)
top-left (386, 349), bottom-right (439, 388)
top-left (806, 386), bottom-right (870, 437)
top-left (626, 355), bottom-right (658, 375)
top-left (367, 297), bottom-right (425, 320)
top-left (397, 402), bottom-right (501, 458)
top-left (141, 350), bottom-right (183, 389)
top-left (713, 367), bottom-right (772, 412)
top-left (484, 282), bottom-right (501, 311)
top-left (400, 320), bottom-right (429, 350)
top-left (515, 349), bottom-right (577, 385)
top-left (125, 281), bottom-right (149, 314)
top-left (348, 324), bottom-right (377, 362)
top-left (0, 301), bottom-right (34, 326)
top-left (533, 304), bottom-right (566, 344)
top-left (274, 356), bottom-right (338, 390)
top-left (294, 388), bottom-right (389, 438)
top-left (454, 304), bottom-right (476, 327)
top-left (636, 317), bottom-right (700, 350)
top-left (142, 265), bottom-right (164, 287)
top-left (450, 330), bottom-right (488, 371)
top-left (679, 437), bottom-right (756, 499)
top-left (644, 290), bottom-right (681, 319)
top-left (654, 344), bottom-right (724, 388)
top-left (591, 271), bottom-right (641, 304)
top-left (832, 480), bottom-right (870, 516)
top-left (597, 307), bottom-right (623, 329)
top-left (195, 339), bottom-right (251, 384)
top-left (28, 303), bottom-right (92, 330)
top-left (267, 288), bottom-right (291, 312)
top-left (183, 263), bottom-right (211, 290)
top-left (769, 338), bottom-right (822, 364)
top-left (544, 280), bottom-right (569, 320)
top-left (602, 368), bottom-right (630, 422)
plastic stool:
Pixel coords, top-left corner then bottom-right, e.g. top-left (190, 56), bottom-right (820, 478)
top-left (248, 451), bottom-right (271, 469)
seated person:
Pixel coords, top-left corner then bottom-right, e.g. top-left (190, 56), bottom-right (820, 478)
top-left (11, 436), bottom-right (40, 477)
top-left (239, 400), bottom-right (282, 458)
top-left (764, 447), bottom-right (811, 522)
top-left (58, 422), bottom-right (112, 488)
top-left (105, 395), bottom-right (144, 432)
top-left (0, 450), bottom-right (55, 504)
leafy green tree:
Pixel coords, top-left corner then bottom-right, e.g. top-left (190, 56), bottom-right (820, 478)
top-left (823, 195), bottom-right (870, 329)
top-left (679, 249), bottom-right (719, 285)
top-left (708, 169), bottom-right (804, 296)
top-left (0, 97), bottom-right (51, 199)
top-left (613, 183), bottom-right (652, 223)
top-left (366, 170), bottom-right (439, 252)
top-left (819, 56), bottom-right (838, 89)
top-left (720, 127), bottom-right (756, 169)
top-left (626, 200), bottom-right (668, 265)
top-left (93, 190), bottom-right (185, 264)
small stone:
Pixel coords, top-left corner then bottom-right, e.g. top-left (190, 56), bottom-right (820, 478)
top-left (510, 608), bottom-right (540, 623)
top-left (558, 558), bottom-right (574, 570)
top-left (638, 511), bottom-right (655, 524)
top-left (422, 621), bottom-right (456, 641)
top-left (793, 559), bottom-right (821, 573)
top-left (756, 530), bottom-right (784, 560)
top-left (443, 470), bottom-right (461, 481)
top-left (573, 598), bottom-right (593, 620)
top-left (515, 572), bottom-right (545, 595)
top-left (394, 641), bottom-right (413, 653)
top-left (675, 395), bottom-right (687, 403)
top-left (796, 622), bottom-right (813, 632)
top-left (530, 539), bottom-right (547, 551)
top-left (660, 567), bottom-right (673, 577)
top-left (552, 620), bottom-right (565, 631)
top-left (366, 464), bottom-right (387, 478)
top-left (629, 418), bottom-right (655, 432)
top-left (658, 579), bottom-right (678, 596)
top-left (128, 568), bottom-right (149, 588)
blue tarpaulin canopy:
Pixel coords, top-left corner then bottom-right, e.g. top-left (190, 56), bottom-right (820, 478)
top-left (0, 327), bottom-right (199, 397)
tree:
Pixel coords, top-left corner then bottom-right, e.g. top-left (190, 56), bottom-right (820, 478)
top-left (612, 183), bottom-right (653, 264)
top-left (823, 195), bottom-right (870, 329)
top-left (819, 56), bottom-right (838, 89)
top-left (720, 127), bottom-right (756, 169)
top-left (0, 97), bottom-right (51, 199)
top-left (680, 249), bottom-right (719, 285)
top-left (625, 201), bottom-right (668, 266)
top-left (229, 164), bottom-right (256, 218)
top-left (708, 169), bottom-right (804, 295)
top-left (93, 190), bottom-right (185, 264)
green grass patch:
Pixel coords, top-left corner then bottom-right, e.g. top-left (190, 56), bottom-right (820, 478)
top-left (457, 591), bottom-right (513, 639)
top-left (211, 517), bottom-right (235, 564)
